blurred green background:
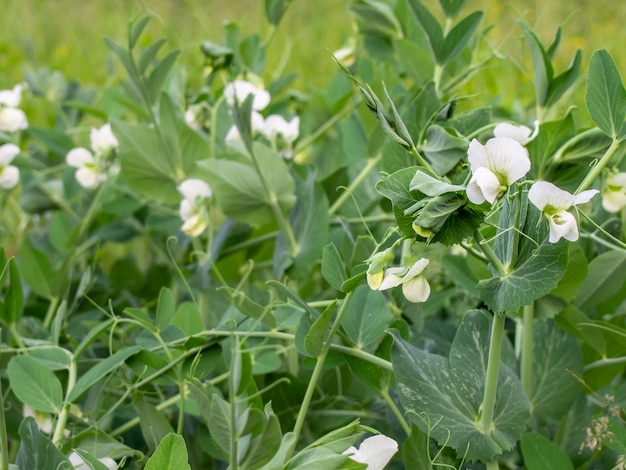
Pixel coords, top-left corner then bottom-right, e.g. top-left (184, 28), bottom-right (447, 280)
top-left (1, 0), bottom-right (625, 110)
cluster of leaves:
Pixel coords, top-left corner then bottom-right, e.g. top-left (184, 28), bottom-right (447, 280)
top-left (1, 0), bottom-right (626, 469)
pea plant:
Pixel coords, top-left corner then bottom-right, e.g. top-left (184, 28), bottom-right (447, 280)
top-left (1, 0), bottom-right (626, 469)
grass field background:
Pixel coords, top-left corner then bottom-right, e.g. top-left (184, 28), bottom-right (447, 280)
top-left (2, 1), bottom-right (626, 117)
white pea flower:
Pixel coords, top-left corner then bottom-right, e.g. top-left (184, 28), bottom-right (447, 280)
top-left (262, 115), bottom-right (300, 158)
top-left (23, 405), bottom-right (53, 434)
top-left (225, 111), bottom-right (266, 144)
top-left (177, 178), bottom-right (212, 237)
top-left (90, 123), bottom-right (118, 156)
top-left (466, 137), bottom-right (531, 204)
top-left (0, 107), bottom-right (28, 132)
top-left (0, 84), bottom-right (28, 132)
top-left (343, 435), bottom-right (398, 470)
top-left (493, 120), bottom-right (539, 145)
top-left (0, 143), bottom-right (20, 189)
top-left (0, 84), bottom-right (23, 108)
top-left (224, 79), bottom-right (270, 111)
top-left (68, 451), bottom-right (117, 470)
top-left (602, 172), bottom-right (626, 213)
top-left (66, 147), bottom-right (104, 189)
top-left (378, 258), bottom-right (431, 303)
top-left (366, 249), bottom-right (395, 291)
top-left (528, 181), bottom-right (599, 243)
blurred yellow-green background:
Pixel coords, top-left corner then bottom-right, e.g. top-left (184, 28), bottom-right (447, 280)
top-left (1, 0), bottom-right (625, 108)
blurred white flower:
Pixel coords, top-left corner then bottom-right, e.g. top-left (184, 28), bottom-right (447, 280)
top-left (68, 451), bottom-right (117, 470)
top-left (0, 143), bottom-right (20, 189)
top-left (343, 435), bottom-right (398, 470)
top-left (262, 115), bottom-right (300, 158)
top-left (225, 111), bottom-right (266, 144)
top-left (0, 84), bottom-right (23, 108)
top-left (66, 147), bottom-right (104, 189)
top-left (177, 178), bottom-right (212, 237)
top-left (0, 84), bottom-right (28, 132)
top-left (466, 137), bottom-right (531, 204)
top-left (0, 107), bottom-right (28, 132)
top-left (23, 405), bottom-right (53, 434)
top-left (224, 79), bottom-right (270, 111)
top-left (602, 172), bottom-right (626, 213)
top-left (493, 121), bottom-right (539, 145)
top-left (378, 258), bottom-right (431, 303)
top-left (528, 181), bottom-right (599, 242)
top-left (90, 123), bottom-right (119, 156)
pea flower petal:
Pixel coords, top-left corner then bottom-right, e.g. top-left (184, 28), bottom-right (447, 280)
top-left (602, 172), bottom-right (626, 213)
top-left (177, 178), bottom-right (212, 201)
top-left (68, 451), bottom-right (117, 470)
top-left (0, 84), bottom-right (23, 108)
top-left (66, 147), bottom-right (104, 188)
top-left (466, 137), bottom-right (530, 204)
top-left (343, 435), bottom-right (398, 470)
top-left (493, 121), bottom-right (539, 145)
top-left (90, 123), bottom-right (119, 155)
top-left (224, 79), bottom-right (270, 111)
top-left (528, 181), bottom-right (599, 243)
top-left (0, 107), bottom-right (28, 132)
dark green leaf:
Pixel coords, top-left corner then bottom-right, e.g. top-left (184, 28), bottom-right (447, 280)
top-left (135, 400), bottom-right (175, 454)
top-left (305, 302), bottom-right (336, 357)
top-left (438, 0), bottom-right (466, 18)
top-left (321, 244), bottom-right (348, 292)
top-left (521, 432), bottom-right (573, 470)
top-left (442, 11), bottom-right (483, 64)
top-left (342, 285), bottom-right (391, 350)
top-left (5, 258), bottom-right (23, 325)
top-left (129, 16), bottom-right (151, 50)
top-left (15, 417), bottom-right (70, 470)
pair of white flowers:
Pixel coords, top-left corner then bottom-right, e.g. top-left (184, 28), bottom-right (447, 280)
top-left (223, 79), bottom-right (300, 158)
top-left (467, 123), bottom-right (598, 243)
top-left (367, 250), bottom-right (431, 303)
top-left (177, 178), bottom-right (212, 237)
top-left (0, 84), bottom-right (28, 133)
top-left (66, 124), bottom-right (119, 188)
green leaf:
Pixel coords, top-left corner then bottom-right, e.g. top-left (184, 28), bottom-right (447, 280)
top-left (198, 144), bottom-right (296, 226)
top-left (15, 417), bottom-right (70, 470)
top-left (521, 23), bottom-right (554, 107)
top-left (575, 250), bottom-right (626, 311)
top-left (342, 286), bottom-right (392, 350)
top-left (585, 49), bottom-right (626, 139)
top-left (521, 432), bottom-right (573, 470)
top-left (144, 433), bottom-right (190, 470)
top-left (19, 238), bottom-right (54, 299)
top-left (546, 49), bottom-right (582, 107)
top-left (438, 0), bottom-right (466, 18)
top-left (242, 402), bottom-right (283, 469)
top-left (5, 258), bottom-right (23, 325)
top-left (441, 253), bottom-right (479, 297)
top-left (257, 433), bottom-right (297, 470)
top-left (350, 0), bottom-right (402, 39)
top-left (135, 400), bottom-right (176, 453)
top-left (274, 173), bottom-right (329, 279)
top-left (72, 449), bottom-right (113, 470)
top-left (390, 310), bottom-right (530, 461)
top-left (287, 447), bottom-right (348, 470)
top-left (8, 356), bottom-right (64, 413)
top-left (376, 166), bottom-right (425, 236)
top-left (29, 347), bottom-right (72, 371)
top-left (265, 0), bottom-right (291, 25)
top-left (156, 287), bottom-right (176, 331)
top-left (305, 302), bottom-right (336, 357)
top-left (220, 287), bottom-right (276, 328)
top-left (395, 39), bottom-right (434, 87)
top-left (409, 170), bottom-right (465, 196)
top-left (69, 345), bottom-right (142, 401)
top-left (138, 38), bottom-right (168, 74)
top-left (421, 125), bottom-right (468, 175)
top-left (171, 301), bottom-right (204, 335)
top-left (146, 49), bottom-right (181, 103)
top-left (442, 11), bottom-right (483, 64)
top-left (321, 244), bottom-right (348, 292)
top-left (529, 320), bottom-right (582, 420)
top-left (407, 0), bottom-right (444, 64)
top-left (129, 16), bottom-right (151, 50)
top-left (209, 394), bottom-right (232, 456)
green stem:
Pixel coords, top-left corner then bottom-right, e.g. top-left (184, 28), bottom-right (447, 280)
top-left (229, 335), bottom-right (239, 470)
top-left (433, 64), bottom-right (444, 97)
top-left (409, 145), bottom-right (434, 173)
top-left (42, 296), bottom-right (60, 330)
top-left (479, 312), bottom-right (506, 434)
top-left (474, 230), bottom-right (506, 277)
top-left (521, 303), bottom-right (534, 398)
top-left (578, 211), bottom-right (626, 250)
top-left (290, 291), bottom-right (354, 447)
top-left (486, 459), bottom-right (500, 470)
top-left (584, 356), bottom-right (626, 371)
top-left (0, 339), bottom-right (8, 470)
top-left (381, 388), bottom-right (410, 435)
top-left (52, 359), bottom-right (77, 446)
top-left (576, 137), bottom-right (621, 194)
top-left (328, 154), bottom-right (382, 215)
top-left (551, 128), bottom-right (605, 166)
